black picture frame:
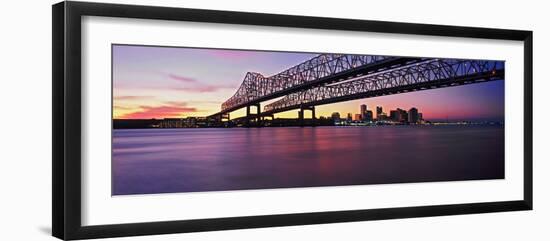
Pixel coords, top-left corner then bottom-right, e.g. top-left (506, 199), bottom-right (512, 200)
top-left (52, 1), bottom-right (533, 240)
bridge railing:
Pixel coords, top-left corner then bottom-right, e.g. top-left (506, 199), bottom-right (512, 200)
top-left (263, 59), bottom-right (504, 113)
top-left (221, 54), bottom-right (395, 111)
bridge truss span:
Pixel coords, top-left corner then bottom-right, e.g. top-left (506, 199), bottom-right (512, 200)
top-left (220, 53), bottom-right (418, 113)
top-left (263, 59), bottom-right (504, 114)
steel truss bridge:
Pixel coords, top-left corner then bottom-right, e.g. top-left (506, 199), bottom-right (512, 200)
top-left (209, 53), bottom-right (504, 126)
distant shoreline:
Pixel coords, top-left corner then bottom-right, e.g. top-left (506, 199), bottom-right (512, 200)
top-left (113, 118), bottom-right (504, 130)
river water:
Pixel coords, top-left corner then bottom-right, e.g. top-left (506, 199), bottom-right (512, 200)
top-left (112, 125), bottom-right (504, 195)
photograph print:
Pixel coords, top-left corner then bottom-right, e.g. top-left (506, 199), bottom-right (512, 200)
top-left (112, 44), bottom-right (505, 196)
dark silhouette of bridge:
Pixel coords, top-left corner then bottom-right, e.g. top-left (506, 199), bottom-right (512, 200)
top-left (208, 54), bottom-right (504, 126)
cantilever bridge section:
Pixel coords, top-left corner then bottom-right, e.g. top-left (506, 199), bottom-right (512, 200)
top-left (264, 59), bottom-right (504, 116)
top-left (209, 54), bottom-right (423, 119)
top-left (209, 54), bottom-right (504, 126)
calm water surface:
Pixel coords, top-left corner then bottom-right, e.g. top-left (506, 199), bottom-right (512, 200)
top-left (112, 126), bottom-right (504, 195)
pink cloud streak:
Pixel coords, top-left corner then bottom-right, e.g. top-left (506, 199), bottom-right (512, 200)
top-left (174, 84), bottom-right (235, 93)
top-left (167, 73), bottom-right (196, 82)
top-left (119, 103), bottom-right (198, 119)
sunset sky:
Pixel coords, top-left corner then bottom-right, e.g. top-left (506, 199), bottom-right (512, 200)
top-left (113, 44), bottom-right (505, 122)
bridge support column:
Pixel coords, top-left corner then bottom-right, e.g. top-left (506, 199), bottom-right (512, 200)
top-left (311, 107), bottom-right (316, 127)
top-left (221, 112), bottom-right (230, 121)
top-left (245, 103), bottom-right (261, 127)
top-left (298, 105), bottom-right (316, 127)
top-left (220, 112), bottom-right (230, 127)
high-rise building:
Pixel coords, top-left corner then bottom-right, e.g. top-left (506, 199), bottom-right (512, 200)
top-left (376, 106), bottom-right (383, 119)
top-left (398, 108), bottom-right (408, 122)
top-left (331, 112), bottom-right (341, 120)
top-left (360, 104), bottom-right (367, 120)
top-left (408, 107), bottom-right (419, 124)
top-left (365, 110), bottom-right (373, 122)
top-left (390, 108), bottom-right (408, 122)
top-left (354, 114), bottom-right (362, 121)
top-left (390, 110), bottom-right (400, 122)
top-left (347, 113), bottom-right (352, 121)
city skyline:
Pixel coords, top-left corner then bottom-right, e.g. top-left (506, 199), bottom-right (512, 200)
top-left (113, 45), bottom-right (505, 122)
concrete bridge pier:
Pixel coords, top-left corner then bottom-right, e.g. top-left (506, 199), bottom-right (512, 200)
top-left (298, 105), bottom-right (316, 127)
top-left (218, 112), bottom-right (230, 127)
top-left (245, 103), bottom-right (261, 127)
top-left (261, 114), bottom-right (274, 126)
top-left (221, 112), bottom-right (230, 122)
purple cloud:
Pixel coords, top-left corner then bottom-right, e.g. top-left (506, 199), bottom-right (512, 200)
top-left (174, 84), bottom-right (235, 93)
top-left (167, 73), bottom-right (196, 83)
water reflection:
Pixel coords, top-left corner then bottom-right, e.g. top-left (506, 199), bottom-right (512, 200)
top-left (112, 126), bottom-right (504, 195)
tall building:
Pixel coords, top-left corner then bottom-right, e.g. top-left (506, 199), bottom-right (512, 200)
top-left (390, 108), bottom-right (408, 122)
top-left (398, 108), bottom-right (408, 122)
top-left (376, 106), bottom-right (383, 119)
top-left (389, 110), bottom-right (400, 122)
top-left (347, 113), bottom-right (352, 121)
top-left (408, 107), bottom-right (419, 124)
top-left (354, 114), bottom-right (362, 121)
top-left (360, 104), bottom-right (367, 120)
top-left (365, 110), bottom-right (373, 122)
top-left (331, 112), bottom-right (341, 120)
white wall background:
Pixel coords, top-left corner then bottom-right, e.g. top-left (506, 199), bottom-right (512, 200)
top-left (0, 0), bottom-right (547, 240)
